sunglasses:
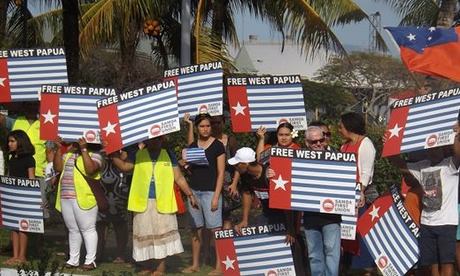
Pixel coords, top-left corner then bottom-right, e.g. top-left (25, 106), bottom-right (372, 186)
top-left (323, 131), bottom-right (332, 137)
top-left (306, 138), bottom-right (325, 144)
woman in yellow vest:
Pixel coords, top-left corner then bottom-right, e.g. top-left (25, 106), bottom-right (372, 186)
top-left (111, 136), bottom-right (198, 276)
top-left (53, 136), bottom-right (103, 271)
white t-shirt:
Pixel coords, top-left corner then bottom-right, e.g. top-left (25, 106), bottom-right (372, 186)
top-left (408, 157), bottom-right (459, 226)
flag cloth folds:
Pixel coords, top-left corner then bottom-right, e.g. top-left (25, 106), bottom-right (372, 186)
top-left (0, 48), bottom-right (68, 102)
top-left (226, 75), bottom-right (307, 132)
top-left (358, 185), bottom-right (420, 276)
top-left (182, 148), bottom-right (209, 166)
top-left (0, 176), bottom-right (44, 233)
top-left (385, 26), bottom-right (460, 82)
top-left (40, 85), bottom-right (116, 142)
top-left (97, 81), bottom-right (180, 154)
top-left (382, 87), bottom-right (460, 157)
top-left (215, 226), bottom-right (295, 276)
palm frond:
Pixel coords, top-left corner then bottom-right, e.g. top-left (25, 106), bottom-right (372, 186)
top-left (375, 0), bottom-right (440, 26)
top-left (196, 27), bottom-right (236, 73)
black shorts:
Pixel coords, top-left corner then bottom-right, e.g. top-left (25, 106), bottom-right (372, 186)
top-left (419, 224), bottom-right (456, 266)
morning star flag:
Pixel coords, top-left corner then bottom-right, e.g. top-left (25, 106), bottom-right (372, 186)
top-left (226, 76), bottom-right (307, 132)
top-left (269, 147), bottom-right (357, 215)
top-left (385, 26), bottom-right (460, 82)
top-left (0, 176), bottom-right (44, 233)
top-left (215, 223), bottom-right (295, 276)
top-left (382, 87), bottom-right (460, 157)
top-left (163, 62), bottom-right (223, 117)
top-left (358, 184), bottom-right (420, 276)
top-left (97, 80), bottom-right (180, 154)
top-left (40, 85), bottom-right (116, 142)
top-left (0, 48), bottom-right (68, 102)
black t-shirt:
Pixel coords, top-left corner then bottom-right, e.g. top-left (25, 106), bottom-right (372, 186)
top-left (8, 155), bottom-right (35, 178)
top-left (303, 211), bottom-right (341, 228)
top-left (189, 139), bottom-right (225, 191)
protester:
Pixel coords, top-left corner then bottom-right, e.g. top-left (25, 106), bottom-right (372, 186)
top-left (4, 130), bottom-right (35, 265)
top-left (338, 112), bottom-right (377, 273)
top-left (53, 136), bottom-right (103, 271)
top-left (182, 113), bottom-right (225, 275)
top-left (111, 136), bottom-right (198, 276)
top-left (309, 121), bottom-right (334, 150)
top-left (256, 122), bottom-right (301, 158)
top-left (303, 126), bottom-right (341, 276)
top-left (96, 147), bottom-right (133, 264)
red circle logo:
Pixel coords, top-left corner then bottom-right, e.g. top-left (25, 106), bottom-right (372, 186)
top-left (377, 255), bottom-right (389, 269)
top-left (150, 124), bottom-right (162, 136)
top-left (278, 118), bottom-right (289, 125)
top-left (427, 134), bottom-right (438, 147)
top-left (199, 105), bottom-right (208, 113)
top-left (20, 219), bottom-right (29, 231)
top-left (322, 199), bottom-right (335, 212)
top-left (85, 130), bottom-right (97, 142)
top-left (266, 270), bottom-right (278, 276)
top-left (101, 140), bottom-right (108, 148)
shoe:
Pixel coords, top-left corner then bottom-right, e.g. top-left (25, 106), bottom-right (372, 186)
top-left (82, 262), bottom-right (97, 271)
top-left (112, 257), bottom-right (125, 264)
top-left (64, 263), bottom-right (78, 269)
top-left (182, 266), bottom-right (200, 274)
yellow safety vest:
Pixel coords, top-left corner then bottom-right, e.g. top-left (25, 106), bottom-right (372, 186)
top-left (128, 148), bottom-right (176, 213)
top-left (12, 117), bottom-right (46, 177)
top-left (55, 152), bottom-right (101, 212)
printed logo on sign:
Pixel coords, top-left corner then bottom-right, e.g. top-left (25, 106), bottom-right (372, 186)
top-left (425, 130), bottom-right (455, 149)
top-left (341, 224), bottom-right (356, 240)
top-left (376, 254), bottom-right (399, 276)
top-left (277, 118), bottom-right (289, 125)
top-left (84, 129), bottom-right (100, 143)
top-left (20, 219), bottom-right (29, 231)
top-left (205, 101), bottom-right (222, 115)
top-left (266, 267), bottom-right (295, 276)
top-left (288, 116), bottom-right (307, 130)
top-left (150, 124), bottom-right (162, 137)
top-left (322, 199), bottom-right (335, 212)
top-left (266, 270), bottom-right (278, 276)
top-left (198, 104), bottom-right (208, 114)
top-left (377, 255), bottom-right (389, 269)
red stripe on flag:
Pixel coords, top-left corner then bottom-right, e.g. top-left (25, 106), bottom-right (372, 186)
top-left (98, 104), bottom-right (123, 154)
top-left (164, 76), bottom-right (179, 97)
top-left (0, 58), bottom-right (11, 103)
top-left (358, 191), bottom-right (393, 237)
top-left (269, 156), bottom-right (292, 210)
top-left (39, 94), bottom-right (60, 140)
top-left (216, 237), bottom-right (240, 276)
top-left (382, 106), bottom-right (410, 157)
top-left (227, 86), bottom-right (251, 132)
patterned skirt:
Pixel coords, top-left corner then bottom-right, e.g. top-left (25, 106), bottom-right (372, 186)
top-left (132, 199), bottom-right (184, 261)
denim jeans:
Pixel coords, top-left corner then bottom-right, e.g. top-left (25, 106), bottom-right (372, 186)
top-left (305, 223), bottom-right (341, 276)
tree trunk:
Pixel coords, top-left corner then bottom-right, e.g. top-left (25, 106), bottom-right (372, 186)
top-left (116, 18), bottom-right (140, 91)
top-left (0, 0), bottom-right (8, 46)
top-left (436, 0), bottom-right (456, 28)
top-left (211, 0), bottom-right (228, 42)
top-left (62, 0), bottom-right (80, 85)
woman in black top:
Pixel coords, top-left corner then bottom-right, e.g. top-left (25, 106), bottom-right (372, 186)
top-left (5, 130), bottom-right (35, 265)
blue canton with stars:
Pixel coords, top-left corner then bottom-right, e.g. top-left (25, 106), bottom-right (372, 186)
top-left (385, 26), bottom-right (458, 54)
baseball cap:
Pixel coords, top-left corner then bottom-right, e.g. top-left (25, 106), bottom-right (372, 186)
top-left (228, 147), bottom-right (256, 165)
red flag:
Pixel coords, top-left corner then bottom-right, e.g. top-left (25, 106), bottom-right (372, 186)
top-left (382, 106), bottom-right (409, 157)
top-left (0, 58), bottom-right (11, 102)
top-left (227, 86), bottom-right (251, 132)
top-left (215, 238), bottom-right (240, 276)
top-left (358, 191), bottom-right (393, 236)
top-left (98, 104), bottom-right (123, 154)
top-left (269, 156), bottom-right (292, 210)
top-left (39, 94), bottom-right (60, 140)
top-left (386, 26), bottom-right (460, 82)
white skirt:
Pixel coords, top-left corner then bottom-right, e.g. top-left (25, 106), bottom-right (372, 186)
top-left (132, 199), bottom-right (184, 261)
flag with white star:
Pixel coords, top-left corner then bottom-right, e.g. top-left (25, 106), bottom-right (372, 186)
top-left (0, 48), bottom-right (68, 102)
top-left (382, 88), bottom-right (460, 157)
top-left (215, 229), bottom-right (295, 276)
top-left (269, 147), bottom-right (357, 215)
top-left (385, 26), bottom-right (460, 82)
top-left (163, 62), bottom-right (223, 118)
top-left (226, 76), bottom-right (307, 132)
top-left (358, 184), bottom-right (420, 276)
top-left (40, 85), bottom-right (116, 143)
top-left (97, 81), bottom-right (180, 154)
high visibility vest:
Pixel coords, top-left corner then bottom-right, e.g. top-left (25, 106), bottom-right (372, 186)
top-left (128, 149), bottom-right (176, 213)
top-left (12, 117), bottom-right (46, 177)
top-left (55, 152), bottom-right (101, 212)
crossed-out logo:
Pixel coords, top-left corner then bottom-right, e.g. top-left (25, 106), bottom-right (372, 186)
top-left (20, 219), bottom-right (29, 231)
top-left (377, 255), bottom-right (389, 269)
top-left (322, 198), bottom-right (335, 212)
top-left (266, 270), bottom-right (277, 276)
top-left (277, 118), bottom-right (289, 125)
top-left (84, 130), bottom-right (97, 143)
top-left (426, 134), bottom-right (438, 147)
top-left (199, 104), bottom-right (208, 114)
top-left (150, 124), bottom-right (162, 136)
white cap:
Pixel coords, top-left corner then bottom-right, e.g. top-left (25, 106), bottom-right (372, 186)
top-left (228, 147), bottom-right (256, 165)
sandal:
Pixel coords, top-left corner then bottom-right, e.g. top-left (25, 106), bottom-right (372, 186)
top-left (63, 263), bottom-right (78, 269)
top-left (208, 270), bottom-right (222, 276)
top-left (81, 262), bottom-right (97, 271)
top-left (113, 257), bottom-right (125, 264)
top-left (181, 266), bottom-right (200, 274)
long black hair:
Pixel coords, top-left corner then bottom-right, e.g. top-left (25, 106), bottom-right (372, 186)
top-left (7, 130), bottom-right (35, 158)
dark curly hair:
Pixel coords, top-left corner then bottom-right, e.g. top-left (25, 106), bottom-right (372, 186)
top-left (340, 112), bottom-right (366, 135)
top-left (7, 130), bottom-right (35, 158)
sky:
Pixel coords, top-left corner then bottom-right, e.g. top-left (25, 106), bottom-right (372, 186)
top-left (233, 0), bottom-right (403, 54)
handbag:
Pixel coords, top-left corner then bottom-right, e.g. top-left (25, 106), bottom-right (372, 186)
top-left (75, 161), bottom-right (109, 211)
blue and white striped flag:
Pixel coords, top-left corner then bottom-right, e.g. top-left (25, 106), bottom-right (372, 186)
top-left (183, 147), bottom-right (209, 166)
top-left (0, 176), bottom-right (44, 233)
